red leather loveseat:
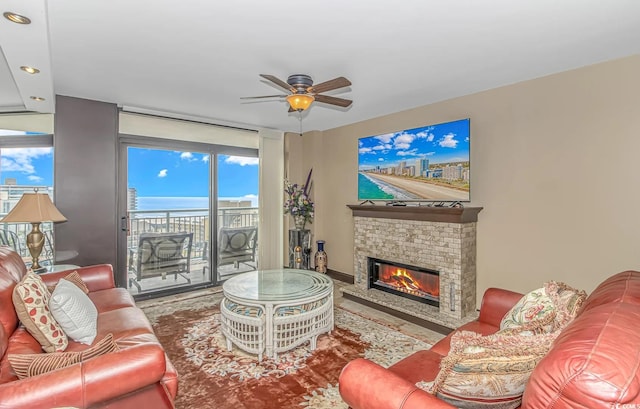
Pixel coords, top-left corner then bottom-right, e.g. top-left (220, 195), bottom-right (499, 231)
top-left (339, 270), bottom-right (640, 408)
top-left (0, 246), bottom-right (178, 409)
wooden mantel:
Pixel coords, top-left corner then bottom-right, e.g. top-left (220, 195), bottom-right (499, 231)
top-left (347, 204), bottom-right (483, 223)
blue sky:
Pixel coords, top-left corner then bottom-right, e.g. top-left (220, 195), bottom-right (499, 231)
top-left (1, 131), bottom-right (259, 206)
top-left (127, 148), bottom-right (258, 199)
top-left (0, 149), bottom-right (53, 186)
top-left (358, 118), bottom-right (470, 170)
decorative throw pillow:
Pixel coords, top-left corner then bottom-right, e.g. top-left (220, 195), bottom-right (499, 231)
top-left (49, 279), bottom-right (98, 345)
top-left (544, 281), bottom-right (587, 331)
top-left (12, 272), bottom-right (68, 352)
top-left (500, 287), bottom-right (555, 332)
top-left (47, 271), bottom-right (90, 294)
top-left (418, 330), bottom-right (559, 409)
top-left (8, 333), bottom-right (118, 379)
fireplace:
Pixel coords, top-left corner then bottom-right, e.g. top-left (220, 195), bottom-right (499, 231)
top-left (368, 258), bottom-right (440, 307)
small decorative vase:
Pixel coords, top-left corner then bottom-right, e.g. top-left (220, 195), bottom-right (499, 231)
top-left (294, 215), bottom-right (306, 230)
top-left (314, 240), bottom-right (327, 274)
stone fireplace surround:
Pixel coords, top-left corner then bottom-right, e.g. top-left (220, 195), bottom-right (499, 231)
top-left (342, 205), bottom-right (482, 332)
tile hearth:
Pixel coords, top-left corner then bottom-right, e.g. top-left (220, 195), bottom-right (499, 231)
top-left (341, 285), bottom-right (478, 332)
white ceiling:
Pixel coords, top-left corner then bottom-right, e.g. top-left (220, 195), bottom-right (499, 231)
top-left (1, 0), bottom-right (639, 133)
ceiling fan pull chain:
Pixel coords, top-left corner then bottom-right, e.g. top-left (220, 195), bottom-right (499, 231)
top-left (299, 112), bottom-right (303, 136)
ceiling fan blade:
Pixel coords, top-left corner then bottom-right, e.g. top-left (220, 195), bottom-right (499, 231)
top-left (311, 77), bottom-right (351, 94)
top-left (314, 94), bottom-right (352, 108)
top-left (259, 74), bottom-right (296, 93)
top-left (240, 95), bottom-right (286, 99)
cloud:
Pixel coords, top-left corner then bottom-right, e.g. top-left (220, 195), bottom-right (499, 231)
top-left (158, 169), bottom-right (168, 178)
top-left (397, 149), bottom-right (419, 157)
top-left (0, 129), bottom-right (29, 136)
top-left (28, 175), bottom-right (44, 182)
top-left (202, 155), bottom-right (209, 163)
top-left (225, 156), bottom-right (259, 166)
top-left (180, 152), bottom-right (197, 161)
top-left (378, 158), bottom-right (385, 161)
top-left (394, 132), bottom-right (415, 150)
top-left (359, 147), bottom-right (372, 154)
top-left (0, 147), bottom-right (52, 174)
top-left (374, 133), bottom-right (395, 144)
top-left (372, 144), bottom-right (391, 151)
top-left (438, 133), bottom-right (458, 148)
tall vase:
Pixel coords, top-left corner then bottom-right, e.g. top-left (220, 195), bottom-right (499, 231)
top-left (314, 240), bottom-right (327, 274)
top-left (294, 215), bottom-right (306, 230)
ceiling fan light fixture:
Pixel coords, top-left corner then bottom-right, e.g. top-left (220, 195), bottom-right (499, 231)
top-left (286, 94), bottom-right (314, 111)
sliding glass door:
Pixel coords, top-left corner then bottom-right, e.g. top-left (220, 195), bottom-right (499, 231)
top-left (118, 137), bottom-right (259, 298)
top-left (216, 154), bottom-right (259, 280)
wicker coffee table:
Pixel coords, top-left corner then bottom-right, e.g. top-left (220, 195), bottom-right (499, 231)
top-left (220, 269), bottom-right (334, 361)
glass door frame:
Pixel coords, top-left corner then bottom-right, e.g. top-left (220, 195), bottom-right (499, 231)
top-left (117, 134), bottom-right (257, 299)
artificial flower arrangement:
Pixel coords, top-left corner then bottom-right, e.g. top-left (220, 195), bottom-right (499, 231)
top-left (284, 169), bottom-right (314, 229)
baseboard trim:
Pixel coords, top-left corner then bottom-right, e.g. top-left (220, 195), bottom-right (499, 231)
top-left (326, 269), bottom-right (354, 284)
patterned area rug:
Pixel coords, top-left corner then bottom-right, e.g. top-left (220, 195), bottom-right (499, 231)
top-left (142, 290), bottom-right (432, 409)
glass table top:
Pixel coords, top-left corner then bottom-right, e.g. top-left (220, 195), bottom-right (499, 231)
top-left (223, 269), bottom-right (332, 301)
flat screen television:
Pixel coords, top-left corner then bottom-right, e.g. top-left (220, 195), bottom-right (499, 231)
top-left (358, 118), bottom-right (470, 202)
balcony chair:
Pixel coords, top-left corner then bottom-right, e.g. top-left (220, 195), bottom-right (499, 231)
top-left (129, 232), bottom-right (193, 291)
top-left (217, 226), bottom-right (258, 270)
top-left (0, 230), bottom-right (22, 255)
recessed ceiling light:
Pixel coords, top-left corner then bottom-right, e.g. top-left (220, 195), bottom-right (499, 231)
top-left (30, 96), bottom-right (45, 101)
top-left (3, 12), bottom-right (31, 24)
top-left (20, 66), bottom-right (40, 74)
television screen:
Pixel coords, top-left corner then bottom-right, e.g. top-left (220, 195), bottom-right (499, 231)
top-left (358, 118), bottom-right (470, 202)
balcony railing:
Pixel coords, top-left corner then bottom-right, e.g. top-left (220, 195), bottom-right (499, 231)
top-left (128, 207), bottom-right (259, 259)
top-left (0, 221), bottom-right (54, 259)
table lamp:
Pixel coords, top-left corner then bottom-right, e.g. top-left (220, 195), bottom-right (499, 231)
top-left (0, 191), bottom-right (67, 270)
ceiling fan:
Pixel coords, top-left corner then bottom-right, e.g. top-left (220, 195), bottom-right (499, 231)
top-left (242, 74), bottom-right (352, 112)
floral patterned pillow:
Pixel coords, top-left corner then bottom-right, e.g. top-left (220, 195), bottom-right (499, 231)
top-left (500, 288), bottom-right (555, 332)
top-left (12, 272), bottom-right (68, 352)
top-left (417, 329), bottom-right (559, 409)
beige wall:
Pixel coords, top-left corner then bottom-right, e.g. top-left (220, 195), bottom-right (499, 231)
top-left (290, 54), bottom-right (640, 302)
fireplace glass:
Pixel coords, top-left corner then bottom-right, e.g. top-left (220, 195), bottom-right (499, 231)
top-left (368, 258), bottom-right (439, 307)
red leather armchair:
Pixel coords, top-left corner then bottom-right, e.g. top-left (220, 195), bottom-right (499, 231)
top-left (0, 246), bottom-right (178, 409)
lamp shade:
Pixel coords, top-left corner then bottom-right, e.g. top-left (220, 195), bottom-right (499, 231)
top-left (0, 193), bottom-right (67, 223)
top-left (286, 94), bottom-right (315, 111)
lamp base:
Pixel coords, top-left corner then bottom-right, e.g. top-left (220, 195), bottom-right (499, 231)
top-left (26, 222), bottom-right (45, 271)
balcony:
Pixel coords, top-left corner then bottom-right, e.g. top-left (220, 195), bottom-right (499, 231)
top-left (126, 206), bottom-right (259, 294)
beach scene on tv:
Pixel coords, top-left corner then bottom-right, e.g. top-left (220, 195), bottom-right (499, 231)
top-left (358, 118), bottom-right (470, 202)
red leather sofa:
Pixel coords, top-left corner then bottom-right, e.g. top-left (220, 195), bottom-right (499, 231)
top-left (339, 270), bottom-right (640, 408)
top-left (0, 247), bottom-right (178, 409)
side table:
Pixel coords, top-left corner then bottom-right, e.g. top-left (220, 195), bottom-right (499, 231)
top-left (33, 264), bottom-right (80, 274)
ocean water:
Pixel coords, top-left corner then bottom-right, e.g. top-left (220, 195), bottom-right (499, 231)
top-left (358, 173), bottom-right (394, 200)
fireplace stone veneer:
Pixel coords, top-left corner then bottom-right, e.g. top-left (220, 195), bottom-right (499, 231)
top-left (342, 205), bottom-right (482, 331)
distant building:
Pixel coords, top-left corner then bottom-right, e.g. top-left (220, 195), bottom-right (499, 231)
top-left (442, 164), bottom-right (464, 180)
top-left (127, 187), bottom-right (138, 210)
top-left (0, 184), bottom-right (52, 215)
top-left (218, 200), bottom-right (252, 208)
top-left (417, 159), bottom-right (430, 177)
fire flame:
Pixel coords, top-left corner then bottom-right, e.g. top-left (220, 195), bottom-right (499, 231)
top-left (390, 269), bottom-right (421, 291)
top-left (379, 266), bottom-right (440, 298)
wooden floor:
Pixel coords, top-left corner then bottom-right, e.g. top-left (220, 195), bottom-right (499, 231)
top-left (126, 258), bottom-right (257, 296)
